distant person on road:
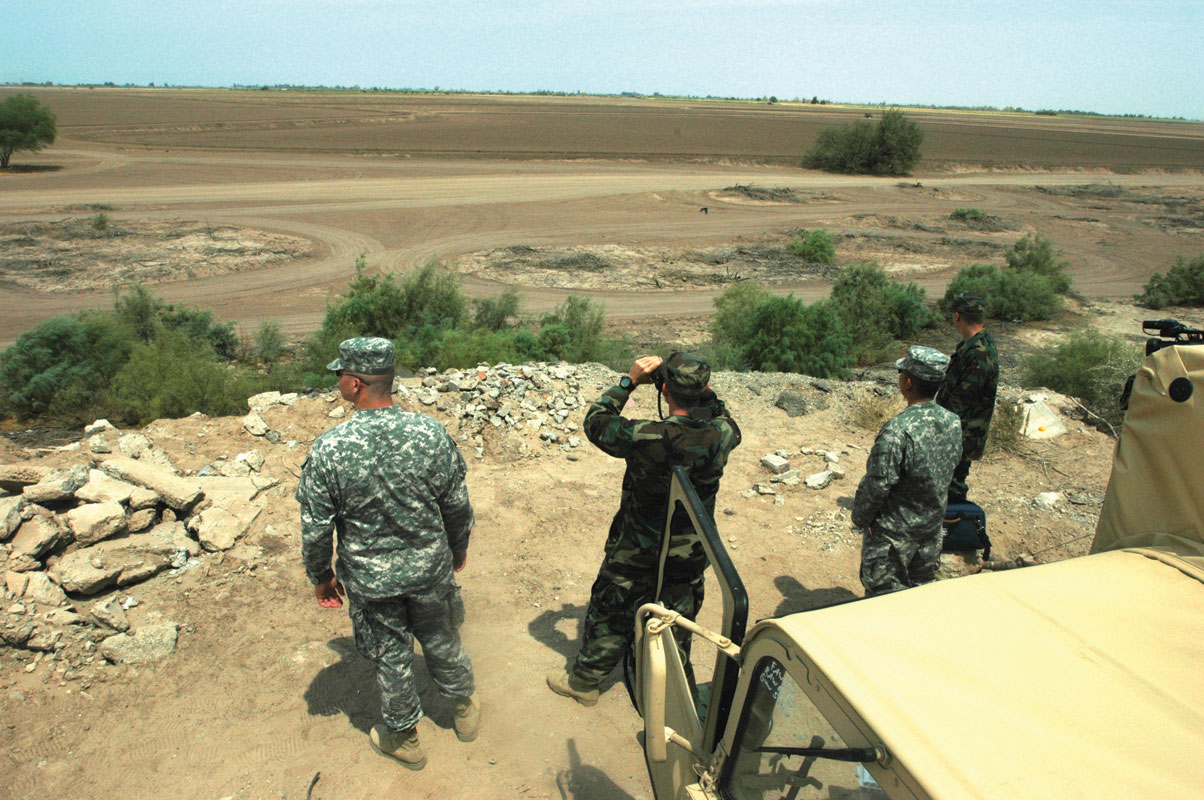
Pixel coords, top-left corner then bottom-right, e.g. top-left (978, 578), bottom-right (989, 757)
top-left (296, 337), bottom-right (478, 771)
top-left (854, 346), bottom-right (962, 596)
top-left (547, 353), bottom-right (741, 706)
top-left (936, 293), bottom-right (999, 504)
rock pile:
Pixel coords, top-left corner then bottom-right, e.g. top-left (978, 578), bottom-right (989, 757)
top-left (2, 422), bottom-right (278, 683)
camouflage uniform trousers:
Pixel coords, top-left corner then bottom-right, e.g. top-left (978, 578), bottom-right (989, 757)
top-left (572, 556), bottom-right (704, 686)
top-left (859, 526), bottom-right (943, 597)
top-left (948, 456), bottom-right (973, 504)
top-left (347, 580), bottom-right (474, 733)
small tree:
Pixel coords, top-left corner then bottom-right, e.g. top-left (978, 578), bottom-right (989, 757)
top-left (802, 109), bottom-right (923, 176)
top-left (1005, 232), bottom-right (1072, 294)
top-left (0, 95), bottom-right (57, 169)
top-left (787, 229), bottom-right (836, 263)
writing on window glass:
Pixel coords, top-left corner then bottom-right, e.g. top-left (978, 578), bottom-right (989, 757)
top-left (759, 660), bottom-right (785, 699)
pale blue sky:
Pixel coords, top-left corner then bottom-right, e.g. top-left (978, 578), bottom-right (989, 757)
top-left (4, 0), bottom-right (1201, 119)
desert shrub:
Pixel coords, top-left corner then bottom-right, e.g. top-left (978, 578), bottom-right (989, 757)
top-left (539, 296), bottom-right (630, 367)
top-left (321, 258), bottom-right (465, 342)
top-left (828, 262), bottom-right (940, 362)
top-left (984, 397), bottom-right (1025, 456)
top-left (435, 327), bottom-right (545, 368)
top-left (710, 282), bottom-right (774, 355)
top-left (943, 263), bottom-right (1062, 321)
top-left (787, 229), bottom-right (836, 263)
top-left (1022, 329), bottom-right (1142, 433)
top-left (472, 287), bottom-right (520, 331)
top-left (110, 331), bottom-right (248, 423)
top-left (113, 283), bottom-right (165, 342)
top-left (90, 212), bottom-right (109, 232)
top-left (253, 319), bottom-right (286, 365)
top-left (113, 283), bottom-right (237, 358)
top-left (802, 109), bottom-right (923, 176)
top-left (1004, 232), bottom-right (1072, 294)
top-left (846, 391), bottom-right (903, 431)
top-left (0, 313), bottom-right (134, 421)
top-left (1136, 254), bottom-right (1204, 309)
top-left (951, 208), bottom-right (986, 222)
top-left (741, 295), bottom-right (854, 378)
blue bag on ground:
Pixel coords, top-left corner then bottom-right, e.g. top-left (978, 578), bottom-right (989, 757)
top-left (943, 501), bottom-right (991, 560)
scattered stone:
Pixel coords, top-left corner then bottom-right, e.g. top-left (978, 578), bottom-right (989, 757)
top-left (90, 596), bottom-right (131, 632)
top-left (23, 465), bottom-right (90, 504)
top-left (242, 412), bottom-right (269, 436)
top-left (328, 406), bottom-right (347, 419)
top-left (87, 435), bottom-right (113, 454)
top-left (0, 495), bottom-right (23, 541)
top-left (75, 470), bottom-right (138, 505)
top-left (125, 508), bottom-right (158, 533)
top-left (805, 470), bottom-right (835, 490)
top-left (823, 451), bottom-right (840, 464)
top-left (83, 419), bottom-right (118, 437)
top-left (117, 433), bottom-right (153, 459)
top-left (761, 454), bottom-right (790, 474)
top-left (128, 487), bottom-right (161, 510)
top-left (774, 391), bottom-right (811, 417)
top-left (1034, 492), bottom-right (1061, 510)
top-left (187, 501), bottom-right (262, 552)
top-left (99, 458), bottom-right (203, 511)
top-left (9, 516), bottom-right (61, 559)
top-left (0, 465), bottom-right (50, 493)
top-left (247, 391), bottom-right (282, 412)
top-left (755, 483), bottom-right (776, 496)
top-left (771, 470), bottom-right (801, 487)
top-left (66, 502), bottom-right (127, 547)
top-left (23, 572), bottom-right (70, 607)
top-left (5, 570), bottom-right (30, 596)
top-left (100, 623), bottom-right (178, 664)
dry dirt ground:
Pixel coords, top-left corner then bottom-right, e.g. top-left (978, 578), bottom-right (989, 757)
top-left (2, 360), bottom-right (1123, 800)
top-left (0, 89), bottom-right (1202, 799)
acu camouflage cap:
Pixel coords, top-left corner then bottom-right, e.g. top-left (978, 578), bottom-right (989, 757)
top-left (895, 345), bottom-right (950, 383)
top-left (326, 337), bottom-right (396, 375)
top-left (663, 352), bottom-right (710, 402)
top-left (950, 293), bottom-right (986, 315)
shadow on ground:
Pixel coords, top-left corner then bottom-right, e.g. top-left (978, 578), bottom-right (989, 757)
top-left (556, 738), bottom-right (636, 800)
top-left (303, 636), bottom-right (457, 732)
top-left (772, 576), bottom-right (859, 617)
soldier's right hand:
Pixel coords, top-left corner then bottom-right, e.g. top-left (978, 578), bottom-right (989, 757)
top-left (629, 355), bottom-right (663, 386)
top-left (315, 577), bottom-right (346, 608)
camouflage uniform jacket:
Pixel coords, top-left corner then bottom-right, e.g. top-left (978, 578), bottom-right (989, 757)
top-left (297, 406), bottom-right (474, 600)
top-left (852, 401), bottom-right (962, 538)
top-left (936, 329), bottom-right (999, 461)
top-left (584, 385), bottom-right (741, 573)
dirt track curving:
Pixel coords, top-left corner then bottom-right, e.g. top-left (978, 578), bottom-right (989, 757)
top-left (0, 87), bottom-right (1202, 348)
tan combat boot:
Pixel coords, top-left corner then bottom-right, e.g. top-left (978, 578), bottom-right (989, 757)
top-left (370, 724), bottom-right (427, 770)
top-left (546, 669), bottom-right (600, 707)
top-left (452, 694), bottom-right (480, 742)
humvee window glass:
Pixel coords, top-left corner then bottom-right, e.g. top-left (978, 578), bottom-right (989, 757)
top-left (724, 657), bottom-right (869, 800)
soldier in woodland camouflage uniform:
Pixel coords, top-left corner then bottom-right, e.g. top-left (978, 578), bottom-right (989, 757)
top-left (547, 353), bottom-right (741, 706)
top-left (297, 337), bottom-right (478, 771)
top-left (936, 293), bottom-right (999, 503)
top-left (854, 346), bottom-right (962, 596)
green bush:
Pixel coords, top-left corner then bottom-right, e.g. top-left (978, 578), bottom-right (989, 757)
top-left (743, 296), bottom-right (854, 377)
top-left (538, 296), bottom-right (631, 367)
top-left (828, 262), bottom-right (940, 363)
top-left (951, 208), bottom-right (986, 221)
top-left (90, 212), bottom-right (109, 232)
top-left (110, 331), bottom-right (249, 423)
top-left (943, 263), bottom-right (1062, 321)
top-left (1023, 329), bottom-right (1142, 432)
top-left (787, 229), bottom-right (836, 263)
top-left (472, 287), bottom-right (520, 331)
top-left (1004, 232), bottom-right (1072, 294)
top-left (710, 282), bottom-right (773, 355)
top-left (802, 109), bottom-right (923, 176)
top-left (1136, 254), bottom-right (1204, 309)
top-left (0, 313), bottom-right (133, 421)
top-left (113, 283), bottom-right (238, 358)
top-left (320, 258), bottom-right (465, 343)
top-left (253, 319), bottom-right (286, 364)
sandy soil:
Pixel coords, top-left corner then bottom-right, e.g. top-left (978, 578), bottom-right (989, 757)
top-left (1, 354), bottom-right (1127, 800)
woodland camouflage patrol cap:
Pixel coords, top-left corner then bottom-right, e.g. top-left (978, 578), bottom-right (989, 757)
top-left (895, 345), bottom-right (950, 383)
top-left (950, 293), bottom-right (986, 315)
top-left (326, 337), bottom-right (396, 375)
top-left (663, 352), bottom-right (710, 402)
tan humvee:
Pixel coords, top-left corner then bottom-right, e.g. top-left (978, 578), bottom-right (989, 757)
top-left (636, 343), bottom-right (1204, 799)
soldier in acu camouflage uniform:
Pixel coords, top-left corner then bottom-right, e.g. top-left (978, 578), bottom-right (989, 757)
top-left (936, 293), bottom-right (999, 504)
top-left (547, 353), bottom-right (741, 706)
top-left (854, 346), bottom-right (962, 596)
top-left (296, 337), bottom-right (478, 771)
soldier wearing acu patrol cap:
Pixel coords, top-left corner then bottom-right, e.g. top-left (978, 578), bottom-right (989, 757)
top-left (547, 352), bottom-right (741, 706)
top-left (853, 345), bottom-right (963, 596)
top-left (297, 336), bottom-right (480, 770)
top-left (936, 293), bottom-right (999, 504)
